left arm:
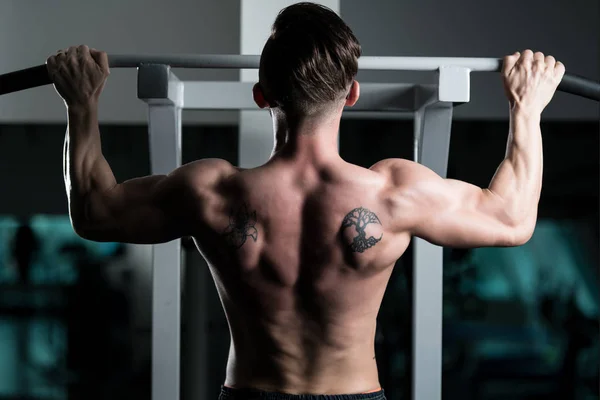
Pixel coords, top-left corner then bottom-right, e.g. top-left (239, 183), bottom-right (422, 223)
top-left (65, 94), bottom-right (204, 244)
top-left (49, 46), bottom-right (229, 244)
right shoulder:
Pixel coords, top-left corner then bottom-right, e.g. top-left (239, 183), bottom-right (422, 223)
top-left (369, 158), bottom-right (434, 187)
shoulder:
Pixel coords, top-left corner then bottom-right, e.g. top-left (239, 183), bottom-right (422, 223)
top-left (178, 158), bottom-right (237, 180)
top-left (169, 159), bottom-right (238, 194)
top-left (370, 158), bottom-right (414, 173)
top-left (369, 158), bottom-right (433, 186)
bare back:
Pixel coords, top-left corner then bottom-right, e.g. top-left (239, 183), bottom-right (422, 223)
top-left (192, 158), bottom-right (410, 394)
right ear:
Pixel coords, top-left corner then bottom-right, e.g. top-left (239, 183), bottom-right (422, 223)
top-left (345, 81), bottom-right (360, 107)
top-left (253, 83), bottom-right (270, 109)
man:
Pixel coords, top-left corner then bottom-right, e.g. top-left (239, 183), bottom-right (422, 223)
top-left (46, 2), bottom-right (564, 399)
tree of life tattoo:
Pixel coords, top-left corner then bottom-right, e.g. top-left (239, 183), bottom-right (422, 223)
top-left (222, 203), bottom-right (258, 249)
top-left (341, 207), bottom-right (383, 253)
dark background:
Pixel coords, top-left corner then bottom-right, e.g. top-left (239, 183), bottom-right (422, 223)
top-left (0, 116), bottom-right (597, 400)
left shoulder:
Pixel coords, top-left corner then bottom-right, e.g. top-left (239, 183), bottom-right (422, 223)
top-left (174, 158), bottom-right (238, 191)
top-left (177, 158), bottom-right (237, 177)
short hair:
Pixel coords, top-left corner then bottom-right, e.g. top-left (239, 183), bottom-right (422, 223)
top-left (259, 2), bottom-right (362, 116)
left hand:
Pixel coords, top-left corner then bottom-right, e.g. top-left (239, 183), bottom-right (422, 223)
top-left (46, 45), bottom-right (110, 108)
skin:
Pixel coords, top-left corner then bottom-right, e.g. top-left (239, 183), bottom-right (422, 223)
top-left (46, 46), bottom-right (564, 395)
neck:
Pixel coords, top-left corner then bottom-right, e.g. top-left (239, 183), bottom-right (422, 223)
top-left (270, 108), bottom-right (342, 163)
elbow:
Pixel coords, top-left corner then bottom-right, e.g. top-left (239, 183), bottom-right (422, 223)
top-left (71, 220), bottom-right (110, 242)
top-left (70, 212), bottom-right (102, 241)
top-left (69, 196), bottom-right (110, 241)
top-left (509, 219), bottom-right (536, 246)
top-left (71, 217), bottom-right (93, 240)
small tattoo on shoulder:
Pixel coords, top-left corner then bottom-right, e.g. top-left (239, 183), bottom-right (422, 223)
top-left (222, 203), bottom-right (258, 249)
top-left (341, 207), bottom-right (383, 253)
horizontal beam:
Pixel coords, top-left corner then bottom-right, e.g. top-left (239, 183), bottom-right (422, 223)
top-left (111, 54), bottom-right (504, 72)
top-left (182, 82), bottom-right (437, 111)
top-left (1, 55), bottom-right (599, 101)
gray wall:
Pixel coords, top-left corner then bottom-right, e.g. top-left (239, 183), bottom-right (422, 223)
top-left (0, 0), bottom-right (597, 123)
top-left (0, 0), bottom-right (240, 124)
top-left (343, 0), bottom-right (599, 120)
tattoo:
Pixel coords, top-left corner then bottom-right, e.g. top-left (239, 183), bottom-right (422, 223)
top-left (341, 207), bottom-right (383, 253)
top-left (222, 203), bottom-right (258, 249)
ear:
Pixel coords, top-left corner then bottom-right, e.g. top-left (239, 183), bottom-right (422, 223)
top-left (253, 83), bottom-right (270, 109)
top-left (345, 81), bottom-right (360, 107)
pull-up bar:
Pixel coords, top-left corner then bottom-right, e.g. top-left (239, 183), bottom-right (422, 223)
top-left (0, 54), bottom-right (599, 101)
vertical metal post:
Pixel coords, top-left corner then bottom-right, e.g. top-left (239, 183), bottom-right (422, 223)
top-left (412, 104), bottom-right (452, 400)
top-left (411, 67), bottom-right (470, 400)
top-left (138, 64), bottom-right (184, 400)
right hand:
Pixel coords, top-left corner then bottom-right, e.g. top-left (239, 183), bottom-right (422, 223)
top-left (502, 50), bottom-right (565, 114)
top-left (46, 45), bottom-right (110, 109)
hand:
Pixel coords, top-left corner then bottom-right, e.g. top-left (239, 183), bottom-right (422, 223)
top-left (46, 45), bottom-right (109, 108)
top-left (502, 49), bottom-right (565, 114)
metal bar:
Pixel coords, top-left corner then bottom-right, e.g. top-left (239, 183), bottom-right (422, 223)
top-left (149, 106), bottom-right (182, 400)
top-left (182, 82), bottom-right (432, 111)
top-left (108, 54), bottom-right (504, 71)
top-left (411, 67), bottom-right (463, 400)
top-left (412, 104), bottom-right (453, 400)
top-left (2, 56), bottom-right (598, 100)
top-left (138, 65), bottom-right (183, 400)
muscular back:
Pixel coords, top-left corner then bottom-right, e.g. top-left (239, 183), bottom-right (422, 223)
top-left (192, 158), bottom-right (410, 394)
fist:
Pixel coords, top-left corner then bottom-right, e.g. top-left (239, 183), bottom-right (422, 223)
top-left (46, 45), bottom-right (109, 107)
top-left (502, 50), bottom-right (565, 114)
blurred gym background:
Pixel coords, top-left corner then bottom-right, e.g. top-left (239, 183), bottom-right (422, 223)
top-left (0, 1), bottom-right (597, 399)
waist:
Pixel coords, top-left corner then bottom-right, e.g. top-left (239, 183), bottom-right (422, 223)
top-left (225, 357), bottom-right (381, 396)
top-left (223, 384), bottom-right (384, 396)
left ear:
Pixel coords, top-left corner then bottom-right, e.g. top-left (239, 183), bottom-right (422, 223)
top-left (345, 81), bottom-right (360, 107)
top-left (253, 83), bottom-right (270, 109)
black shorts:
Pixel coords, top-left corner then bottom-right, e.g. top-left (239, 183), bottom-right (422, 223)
top-left (218, 385), bottom-right (387, 400)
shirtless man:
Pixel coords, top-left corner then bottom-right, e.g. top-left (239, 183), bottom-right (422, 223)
top-left (46, 3), bottom-right (564, 399)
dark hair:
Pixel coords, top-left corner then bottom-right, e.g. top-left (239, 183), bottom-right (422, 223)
top-left (259, 2), bottom-right (361, 116)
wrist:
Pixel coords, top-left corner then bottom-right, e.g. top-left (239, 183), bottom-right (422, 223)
top-left (67, 100), bottom-right (98, 116)
top-left (510, 106), bottom-right (541, 125)
top-left (68, 102), bottom-right (98, 123)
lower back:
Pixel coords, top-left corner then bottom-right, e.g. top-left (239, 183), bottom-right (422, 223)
top-left (222, 292), bottom-right (383, 394)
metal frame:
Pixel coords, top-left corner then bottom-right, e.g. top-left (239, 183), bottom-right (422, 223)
top-left (109, 53), bottom-right (502, 72)
top-left (137, 56), bottom-right (473, 400)
top-left (138, 64), bottom-right (184, 400)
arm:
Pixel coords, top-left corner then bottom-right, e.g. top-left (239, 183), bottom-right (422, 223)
top-left (374, 157), bottom-right (532, 248)
top-left (49, 46), bottom-right (232, 244)
top-left (65, 108), bottom-right (202, 243)
top-left (374, 50), bottom-right (564, 248)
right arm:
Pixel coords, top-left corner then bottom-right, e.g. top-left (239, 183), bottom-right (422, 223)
top-left (374, 50), bottom-right (564, 248)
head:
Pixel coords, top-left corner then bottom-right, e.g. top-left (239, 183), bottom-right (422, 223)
top-left (253, 2), bottom-right (361, 119)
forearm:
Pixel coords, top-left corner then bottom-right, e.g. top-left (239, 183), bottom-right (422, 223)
top-left (65, 105), bottom-right (116, 224)
top-left (488, 108), bottom-right (542, 226)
